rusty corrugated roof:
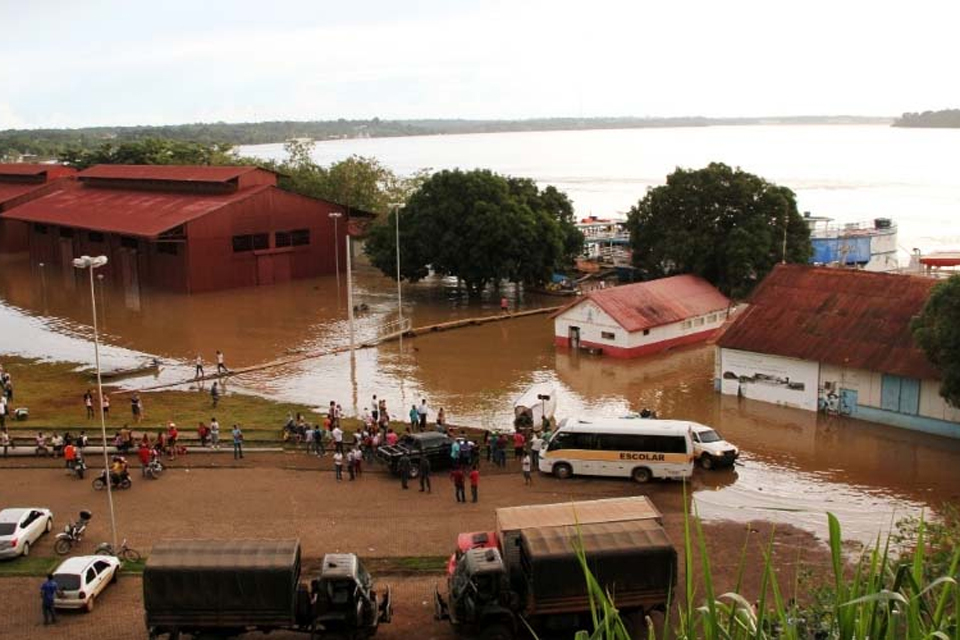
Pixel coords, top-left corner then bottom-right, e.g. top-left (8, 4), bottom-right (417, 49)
top-left (3, 182), bottom-right (272, 238)
top-left (0, 164), bottom-right (75, 179)
top-left (78, 164), bottom-right (266, 183)
top-left (717, 264), bottom-right (939, 379)
top-left (0, 183), bottom-right (44, 205)
top-left (554, 275), bottom-right (731, 332)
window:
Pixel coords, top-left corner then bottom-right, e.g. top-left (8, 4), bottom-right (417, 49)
top-left (120, 236), bottom-right (138, 250)
top-left (601, 331), bottom-right (616, 340)
top-left (156, 243), bottom-right (178, 255)
top-left (880, 374), bottom-right (920, 415)
top-left (291, 229), bottom-right (310, 246)
top-left (85, 567), bottom-right (96, 584)
top-left (682, 320), bottom-right (692, 330)
top-left (275, 231), bottom-right (291, 248)
top-left (232, 233), bottom-right (268, 253)
top-left (59, 227), bottom-right (74, 238)
top-left (93, 560), bottom-right (111, 574)
top-left (87, 231), bottom-right (105, 243)
top-left (693, 317), bottom-right (705, 327)
top-left (547, 432), bottom-right (595, 451)
top-left (596, 433), bottom-right (687, 453)
top-left (33, 223), bottom-right (48, 235)
top-left (643, 329), bottom-right (650, 336)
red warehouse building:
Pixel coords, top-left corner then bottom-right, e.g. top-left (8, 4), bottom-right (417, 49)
top-left (0, 163), bottom-right (76, 252)
top-left (5, 164), bottom-right (350, 293)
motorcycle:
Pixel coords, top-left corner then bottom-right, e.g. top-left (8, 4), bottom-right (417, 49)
top-left (71, 453), bottom-right (87, 479)
top-left (55, 510), bottom-right (92, 555)
top-left (144, 458), bottom-right (164, 479)
top-left (93, 470), bottom-right (132, 491)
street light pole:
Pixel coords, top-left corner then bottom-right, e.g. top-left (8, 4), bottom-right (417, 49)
top-left (329, 211), bottom-right (343, 305)
top-left (72, 255), bottom-right (118, 550)
top-left (391, 203), bottom-right (404, 353)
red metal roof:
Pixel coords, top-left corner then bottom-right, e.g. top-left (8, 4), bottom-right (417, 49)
top-left (0, 163), bottom-right (76, 179)
top-left (555, 275), bottom-right (731, 332)
top-left (717, 264), bottom-right (940, 379)
top-left (3, 182), bottom-right (273, 238)
top-left (78, 164), bottom-right (267, 183)
top-left (0, 183), bottom-right (44, 205)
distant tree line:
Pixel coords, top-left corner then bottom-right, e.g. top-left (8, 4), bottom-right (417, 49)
top-left (0, 115), bottom-right (892, 162)
top-left (894, 109), bottom-right (960, 128)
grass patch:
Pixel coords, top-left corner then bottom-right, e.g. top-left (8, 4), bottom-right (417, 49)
top-left (0, 555), bottom-right (59, 576)
top-left (362, 555), bottom-right (448, 575)
top-left (120, 557), bottom-right (147, 574)
top-left (0, 355), bottom-right (327, 440)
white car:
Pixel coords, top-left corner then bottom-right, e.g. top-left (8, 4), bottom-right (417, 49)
top-left (0, 508), bottom-right (53, 559)
top-left (690, 424), bottom-right (739, 470)
top-left (52, 555), bottom-right (121, 612)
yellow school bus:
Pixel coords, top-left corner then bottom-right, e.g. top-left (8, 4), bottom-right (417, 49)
top-left (538, 417), bottom-right (694, 483)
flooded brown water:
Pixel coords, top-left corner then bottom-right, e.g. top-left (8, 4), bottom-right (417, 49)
top-left (2, 254), bottom-right (959, 542)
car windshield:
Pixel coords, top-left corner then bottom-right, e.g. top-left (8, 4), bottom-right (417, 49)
top-left (53, 573), bottom-right (81, 590)
top-left (698, 430), bottom-right (722, 443)
top-left (0, 523), bottom-right (16, 535)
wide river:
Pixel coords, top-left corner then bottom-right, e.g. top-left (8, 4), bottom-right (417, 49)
top-left (2, 125), bottom-right (959, 543)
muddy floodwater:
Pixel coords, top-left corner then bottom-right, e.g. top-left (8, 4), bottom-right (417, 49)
top-left (2, 254), bottom-right (959, 543)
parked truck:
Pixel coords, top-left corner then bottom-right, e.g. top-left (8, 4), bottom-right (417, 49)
top-left (143, 540), bottom-right (391, 639)
top-left (435, 497), bottom-right (676, 639)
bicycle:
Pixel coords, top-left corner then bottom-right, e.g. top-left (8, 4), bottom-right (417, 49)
top-left (95, 538), bottom-right (142, 562)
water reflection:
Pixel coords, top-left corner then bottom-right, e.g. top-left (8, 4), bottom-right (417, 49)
top-left (2, 254), bottom-right (959, 542)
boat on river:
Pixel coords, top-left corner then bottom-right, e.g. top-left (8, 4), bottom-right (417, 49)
top-left (90, 358), bottom-right (162, 381)
top-left (513, 383), bottom-right (557, 431)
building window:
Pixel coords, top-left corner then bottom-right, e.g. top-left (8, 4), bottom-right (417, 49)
top-left (880, 374), bottom-right (920, 415)
top-left (707, 313), bottom-right (718, 323)
top-left (121, 236), bottom-right (139, 250)
top-left (156, 243), bottom-right (178, 255)
top-left (643, 329), bottom-right (650, 336)
top-left (59, 227), bottom-right (74, 239)
top-left (232, 233), bottom-right (269, 252)
top-left (33, 223), bottom-right (48, 234)
top-left (88, 231), bottom-right (105, 243)
top-left (693, 317), bottom-right (705, 327)
top-left (601, 331), bottom-right (616, 340)
top-left (290, 229), bottom-right (310, 246)
top-left (275, 231), bottom-right (291, 248)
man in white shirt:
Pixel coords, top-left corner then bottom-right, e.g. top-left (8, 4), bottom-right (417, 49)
top-left (417, 399), bottom-right (428, 432)
top-left (530, 433), bottom-right (544, 468)
top-left (332, 425), bottom-right (344, 454)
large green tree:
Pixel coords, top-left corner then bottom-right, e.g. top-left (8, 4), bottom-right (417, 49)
top-left (911, 275), bottom-right (960, 408)
top-left (364, 169), bottom-right (582, 296)
top-left (626, 162), bottom-right (812, 297)
top-left (58, 138), bottom-right (237, 169)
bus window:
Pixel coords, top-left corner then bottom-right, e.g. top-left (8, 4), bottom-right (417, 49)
top-left (548, 432), bottom-right (596, 450)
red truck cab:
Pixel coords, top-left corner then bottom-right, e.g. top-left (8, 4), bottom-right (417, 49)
top-left (446, 531), bottom-right (498, 576)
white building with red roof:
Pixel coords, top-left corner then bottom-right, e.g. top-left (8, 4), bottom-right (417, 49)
top-left (552, 275), bottom-right (732, 358)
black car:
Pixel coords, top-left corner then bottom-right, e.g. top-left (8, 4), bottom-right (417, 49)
top-left (376, 432), bottom-right (454, 477)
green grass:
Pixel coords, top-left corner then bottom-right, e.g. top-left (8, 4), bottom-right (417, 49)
top-left (0, 555), bottom-right (59, 576)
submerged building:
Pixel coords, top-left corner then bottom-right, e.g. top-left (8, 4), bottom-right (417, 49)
top-left (716, 264), bottom-right (960, 438)
top-left (553, 275), bottom-right (732, 358)
top-left (0, 163), bottom-right (76, 252)
top-left (4, 165), bottom-right (350, 293)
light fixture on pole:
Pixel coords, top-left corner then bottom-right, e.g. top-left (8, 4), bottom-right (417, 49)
top-left (329, 211), bottom-right (343, 304)
top-left (72, 255), bottom-right (118, 550)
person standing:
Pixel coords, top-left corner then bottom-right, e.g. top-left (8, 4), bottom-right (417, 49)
top-left (130, 393), bottom-right (142, 423)
top-left (418, 456), bottom-right (431, 493)
top-left (40, 573), bottom-right (61, 625)
top-left (216, 350), bottom-right (228, 375)
top-left (370, 395), bottom-right (379, 424)
top-left (231, 424), bottom-right (244, 460)
top-left (346, 449), bottom-right (356, 481)
top-left (398, 454), bottom-right (412, 490)
top-left (333, 450), bottom-right (344, 481)
top-left (211, 382), bottom-right (220, 408)
top-left (513, 430), bottom-right (525, 460)
top-left (500, 296), bottom-right (509, 313)
top-left (332, 423), bottom-right (344, 454)
top-left (436, 407), bottom-right (446, 433)
top-left (101, 394), bottom-right (110, 416)
top-left (210, 417), bottom-right (220, 449)
top-left (0, 427), bottom-right (10, 458)
top-left (417, 399), bottom-right (428, 432)
top-left (469, 466), bottom-right (480, 503)
top-left (451, 467), bottom-right (466, 503)
top-left (522, 452), bottom-right (533, 485)
top-left (195, 354), bottom-right (204, 379)
top-left (530, 432), bottom-right (544, 469)
top-left (408, 405), bottom-right (418, 432)
top-left (83, 390), bottom-right (94, 419)
top-left (138, 442), bottom-right (151, 477)
top-left (0, 394), bottom-right (6, 429)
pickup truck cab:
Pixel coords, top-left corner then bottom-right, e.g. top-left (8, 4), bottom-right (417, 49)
top-left (689, 424), bottom-right (739, 469)
top-left (376, 432), bottom-right (454, 477)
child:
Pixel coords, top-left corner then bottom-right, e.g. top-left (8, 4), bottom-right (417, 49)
top-left (333, 450), bottom-right (343, 481)
top-left (522, 452), bottom-right (533, 485)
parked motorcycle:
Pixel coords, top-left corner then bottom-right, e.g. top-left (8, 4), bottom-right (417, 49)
top-left (54, 510), bottom-right (92, 555)
top-left (72, 453), bottom-right (87, 479)
top-left (93, 470), bottom-right (132, 491)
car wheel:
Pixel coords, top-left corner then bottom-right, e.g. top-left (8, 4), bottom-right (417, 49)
top-left (85, 594), bottom-right (95, 613)
top-left (21, 541), bottom-right (30, 557)
top-left (632, 467), bottom-right (652, 484)
top-left (45, 518), bottom-right (53, 532)
top-left (553, 463), bottom-right (573, 480)
top-left (700, 455), bottom-right (715, 470)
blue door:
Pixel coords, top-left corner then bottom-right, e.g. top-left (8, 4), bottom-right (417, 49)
top-left (899, 378), bottom-right (920, 415)
top-left (839, 388), bottom-right (858, 416)
top-left (881, 375), bottom-right (901, 412)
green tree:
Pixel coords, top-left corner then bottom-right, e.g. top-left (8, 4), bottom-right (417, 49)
top-left (911, 275), bottom-right (960, 407)
top-left (58, 138), bottom-right (237, 169)
top-left (364, 169), bottom-right (579, 296)
top-left (626, 162), bottom-right (812, 297)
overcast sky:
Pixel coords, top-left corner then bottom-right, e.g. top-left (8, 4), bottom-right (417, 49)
top-left (2, 0), bottom-right (958, 129)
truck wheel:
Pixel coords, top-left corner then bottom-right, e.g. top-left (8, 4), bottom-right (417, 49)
top-left (699, 455), bottom-right (715, 470)
top-left (481, 623), bottom-right (513, 640)
top-left (553, 463), bottom-right (573, 480)
top-left (632, 467), bottom-right (652, 484)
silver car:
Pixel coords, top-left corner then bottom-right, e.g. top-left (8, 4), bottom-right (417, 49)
top-left (0, 508), bottom-right (54, 559)
top-left (52, 555), bottom-right (121, 612)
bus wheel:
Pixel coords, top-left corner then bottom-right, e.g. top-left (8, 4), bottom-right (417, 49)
top-left (632, 467), bottom-right (652, 484)
top-left (553, 463), bottom-right (573, 480)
